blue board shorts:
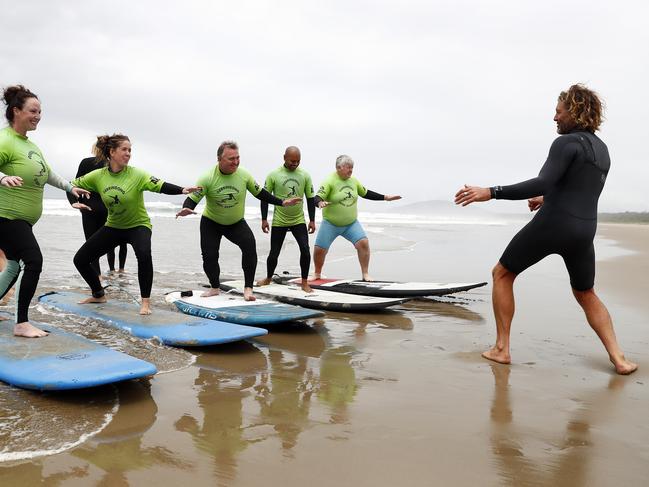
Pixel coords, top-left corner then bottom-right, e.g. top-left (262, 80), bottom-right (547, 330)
top-left (314, 219), bottom-right (367, 250)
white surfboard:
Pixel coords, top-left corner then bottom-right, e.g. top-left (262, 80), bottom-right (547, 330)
top-left (277, 276), bottom-right (488, 298)
top-left (220, 280), bottom-right (410, 312)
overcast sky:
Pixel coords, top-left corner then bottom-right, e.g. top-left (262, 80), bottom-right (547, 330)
top-left (2, 0), bottom-right (647, 211)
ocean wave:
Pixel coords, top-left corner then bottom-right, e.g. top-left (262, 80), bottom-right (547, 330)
top-left (42, 199), bottom-right (506, 225)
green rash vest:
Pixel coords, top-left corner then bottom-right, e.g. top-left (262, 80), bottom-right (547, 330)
top-left (264, 166), bottom-right (314, 227)
top-left (0, 126), bottom-right (69, 225)
top-left (73, 166), bottom-right (164, 230)
top-left (189, 165), bottom-right (262, 225)
top-left (316, 172), bottom-right (368, 227)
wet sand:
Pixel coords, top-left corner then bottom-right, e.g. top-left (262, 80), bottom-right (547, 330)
top-left (1, 220), bottom-right (648, 486)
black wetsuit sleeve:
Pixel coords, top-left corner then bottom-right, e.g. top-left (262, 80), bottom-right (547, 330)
top-left (255, 188), bottom-right (284, 206)
top-left (160, 182), bottom-right (184, 195)
top-left (261, 200), bottom-right (269, 220)
top-left (495, 136), bottom-right (580, 200)
top-left (66, 190), bottom-right (78, 205)
top-left (182, 197), bottom-right (198, 210)
top-left (68, 157), bottom-right (100, 205)
top-left (314, 195), bottom-right (324, 207)
top-left (362, 189), bottom-right (385, 201)
top-left (306, 197), bottom-right (316, 221)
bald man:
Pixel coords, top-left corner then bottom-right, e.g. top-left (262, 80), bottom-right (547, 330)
top-left (257, 146), bottom-right (316, 292)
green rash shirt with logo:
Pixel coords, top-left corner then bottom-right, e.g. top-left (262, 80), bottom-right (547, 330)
top-left (264, 166), bottom-right (314, 227)
top-left (72, 166), bottom-right (164, 230)
top-left (316, 172), bottom-right (368, 226)
top-left (189, 166), bottom-right (262, 225)
top-left (0, 127), bottom-right (55, 225)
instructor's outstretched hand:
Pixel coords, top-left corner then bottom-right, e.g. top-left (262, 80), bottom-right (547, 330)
top-left (385, 195), bottom-right (402, 201)
top-left (454, 185), bottom-right (491, 206)
top-left (182, 186), bottom-right (202, 194)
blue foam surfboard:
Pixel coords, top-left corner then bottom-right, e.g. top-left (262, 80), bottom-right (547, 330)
top-left (165, 290), bottom-right (324, 325)
top-left (38, 292), bottom-right (268, 347)
top-left (0, 316), bottom-right (156, 391)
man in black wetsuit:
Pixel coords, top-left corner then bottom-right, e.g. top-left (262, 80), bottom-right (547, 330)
top-left (455, 84), bottom-right (637, 375)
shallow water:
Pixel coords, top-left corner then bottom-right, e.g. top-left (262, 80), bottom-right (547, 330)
top-left (1, 209), bottom-right (648, 486)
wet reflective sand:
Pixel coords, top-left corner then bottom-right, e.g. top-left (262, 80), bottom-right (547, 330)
top-left (1, 219), bottom-right (647, 486)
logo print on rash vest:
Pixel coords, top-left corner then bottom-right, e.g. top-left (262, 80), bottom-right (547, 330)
top-left (340, 185), bottom-right (355, 207)
top-left (282, 177), bottom-right (300, 197)
top-left (104, 186), bottom-right (127, 216)
top-left (28, 150), bottom-right (47, 187)
top-left (214, 185), bottom-right (240, 208)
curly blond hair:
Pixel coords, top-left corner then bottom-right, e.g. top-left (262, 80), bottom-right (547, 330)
top-left (558, 84), bottom-right (604, 132)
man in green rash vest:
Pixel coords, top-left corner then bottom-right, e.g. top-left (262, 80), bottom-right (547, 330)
top-left (256, 146), bottom-right (316, 293)
top-left (313, 155), bottom-right (401, 281)
top-left (176, 141), bottom-right (301, 301)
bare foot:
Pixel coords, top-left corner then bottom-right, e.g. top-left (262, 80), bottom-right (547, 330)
top-left (481, 346), bottom-right (511, 365)
top-left (611, 355), bottom-right (638, 375)
top-left (243, 287), bottom-right (257, 302)
top-left (256, 277), bottom-right (272, 286)
top-left (301, 280), bottom-right (313, 293)
top-left (14, 321), bottom-right (49, 338)
top-left (139, 298), bottom-right (152, 315)
top-left (79, 295), bottom-right (107, 304)
top-left (201, 287), bottom-right (220, 298)
top-left (0, 287), bottom-right (15, 305)
top-left (310, 274), bottom-right (321, 281)
top-left (362, 274), bottom-right (373, 282)
top-left (118, 268), bottom-right (126, 274)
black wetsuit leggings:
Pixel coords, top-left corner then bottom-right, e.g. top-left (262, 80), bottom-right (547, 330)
top-left (74, 226), bottom-right (153, 298)
top-left (0, 218), bottom-right (43, 323)
top-left (81, 211), bottom-right (127, 275)
top-left (266, 224), bottom-right (310, 279)
top-left (499, 208), bottom-right (597, 291)
top-left (200, 216), bottom-right (257, 289)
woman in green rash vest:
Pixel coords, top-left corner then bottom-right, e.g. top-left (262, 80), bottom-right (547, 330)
top-left (72, 134), bottom-right (200, 315)
top-left (313, 154), bottom-right (401, 281)
top-left (0, 85), bottom-right (91, 337)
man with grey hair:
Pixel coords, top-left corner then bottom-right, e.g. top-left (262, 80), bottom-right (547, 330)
top-left (313, 154), bottom-right (401, 281)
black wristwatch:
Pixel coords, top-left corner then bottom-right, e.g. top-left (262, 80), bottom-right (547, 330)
top-left (490, 186), bottom-right (502, 199)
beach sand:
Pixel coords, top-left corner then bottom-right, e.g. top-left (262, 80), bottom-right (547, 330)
top-left (0, 219), bottom-right (647, 486)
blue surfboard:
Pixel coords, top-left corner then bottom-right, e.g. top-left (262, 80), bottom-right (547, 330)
top-left (38, 292), bottom-right (268, 347)
top-left (165, 290), bottom-right (324, 325)
top-left (0, 317), bottom-right (156, 391)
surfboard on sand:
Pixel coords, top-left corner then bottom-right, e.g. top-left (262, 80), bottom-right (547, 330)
top-left (165, 290), bottom-right (324, 325)
top-left (38, 291), bottom-right (268, 347)
top-left (0, 315), bottom-right (156, 391)
top-left (219, 280), bottom-right (410, 312)
top-left (276, 276), bottom-right (488, 298)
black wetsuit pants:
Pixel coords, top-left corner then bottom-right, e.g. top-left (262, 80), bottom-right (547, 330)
top-left (499, 208), bottom-right (597, 291)
top-left (74, 226), bottom-right (153, 298)
top-left (0, 218), bottom-right (43, 323)
top-left (81, 211), bottom-right (128, 275)
top-left (266, 224), bottom-right (310, 279)
top-left (200, 216), bottom-right (257, 289)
